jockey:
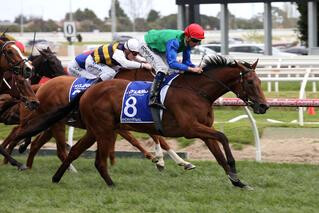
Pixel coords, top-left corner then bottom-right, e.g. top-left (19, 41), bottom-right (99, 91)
top-left (67, 38), bottom-right (152, 80)
top-left (139, 23), bottom-right (205, 109)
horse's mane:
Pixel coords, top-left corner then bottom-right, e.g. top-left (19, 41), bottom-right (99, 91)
top-left (201, 54), bottom-right (253, 71)
top-left (201, 55), bottom-right (235, 71)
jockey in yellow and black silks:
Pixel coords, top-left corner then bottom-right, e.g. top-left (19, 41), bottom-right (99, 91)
top-left (67, 39), bottom-right (152, 81)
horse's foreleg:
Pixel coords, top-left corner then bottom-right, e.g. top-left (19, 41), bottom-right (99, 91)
top-left (202, 138), bottom-right (251, 189)
top-left (26, 130), bottom-right (53, 169)
top-left (52, 131), bottom-right (95, 183)
top-left (151, 135), bottom-right (195, 170)
top-left (1, 126), bottom-right (19, 149)
top-left (191, 125), bottom-right (236, 174)
top-left (95, 132), bottom-right (116, 187)
top-left (118, 130), bottom-right (155, 160)
top-left (3, 128), bottom-right (22, 164)
top-left (0, 146), bottom-right (27, 170)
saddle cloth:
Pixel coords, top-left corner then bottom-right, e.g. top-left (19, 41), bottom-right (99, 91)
top-left (69, 77), bottom-right (97, 102)
top-left (120, 73), bottom-right (179, 123)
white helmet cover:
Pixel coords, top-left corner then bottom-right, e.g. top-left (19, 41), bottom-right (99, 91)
top-left (124, 38), bottom-right (140, 52)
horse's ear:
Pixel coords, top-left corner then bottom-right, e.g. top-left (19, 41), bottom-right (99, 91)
top-left (46, 46), bottom-right (52, 52)
top-left (252, 59), bottom-right (259, 70)
top-left (37, 48), bottom-right (47, 57)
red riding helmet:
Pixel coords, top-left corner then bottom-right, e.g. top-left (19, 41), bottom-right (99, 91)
top-left (184, 23), bottom-right (205, 40)
top-left (15, 41), bottom-right (25, 53)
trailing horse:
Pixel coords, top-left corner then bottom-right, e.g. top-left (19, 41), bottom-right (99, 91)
top-left (4, 67), bottom-right (194, 171)
top-left (0, 39), bottom-right (39, 170)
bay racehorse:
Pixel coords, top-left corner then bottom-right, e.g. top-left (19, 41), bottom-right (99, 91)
top-left (3, 68), bottom-right (194, 170)
top-left (0, 47), bottom-right (65, 125)
top-left (13, 55), bottom-right (269, 188)
top-left (0, 47), bottom-right (65, 162)
top-left (0, 39), bottom-right (39, 170)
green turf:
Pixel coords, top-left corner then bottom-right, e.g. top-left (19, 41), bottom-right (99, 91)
top-left (0, 157), bottom-right (318, 213)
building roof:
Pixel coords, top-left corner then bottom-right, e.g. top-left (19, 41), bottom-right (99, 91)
top-left (176, 0), bottom-right (316, 5)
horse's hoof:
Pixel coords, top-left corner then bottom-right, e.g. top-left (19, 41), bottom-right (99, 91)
top-left (184, 163), bottom-right (196, 170)
top-left (108, 183), bottom-right (116, 188)
top-left (52, 176), bottom-right (60, 183)
top-left (67, 164), bottom-right (78, 173)
top-left (228, 174), bottom-right (249, 188)
top-left (243, 185), bottom-right (254, 191)
top-left (18, 164), bottom-right (28, 171)
top-left (156, 164), bottom-right (165, 172)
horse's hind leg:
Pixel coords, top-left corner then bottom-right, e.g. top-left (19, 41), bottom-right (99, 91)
top-left (26, 130), bottom-right (53, 169)
top-left (118, 130), bottom-right (155, 161)
top-left (95, 132), bottom-right (116, 186)
top-left (151, 135), bottom-right (196, 170)
top-left (52, 131), bottom-right (95, 183)
top-left (51, 124), bottom-right (77, 172)
top-left (0, 146), bottom-right (27, 170)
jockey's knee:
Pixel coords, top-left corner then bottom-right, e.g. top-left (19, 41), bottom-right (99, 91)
top-left (156, 69), bottom-right (168, 75)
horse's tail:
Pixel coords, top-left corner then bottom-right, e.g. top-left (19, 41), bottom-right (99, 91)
top-left (14, 92), bottom-right (83, 141)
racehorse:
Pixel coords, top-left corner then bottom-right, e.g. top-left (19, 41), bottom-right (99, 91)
top-left (3, 67), bottom-right (194, 170)
top-left (0, 39), bottom-right (39, 170)
top-left (13, 55), bottom-right (269, 188)
top-left (28, 47), bottom-right (65, 84)
top-left (0, 47), bottom-right (65, 125)
top-left (0, 47), bottom-right (65, 162)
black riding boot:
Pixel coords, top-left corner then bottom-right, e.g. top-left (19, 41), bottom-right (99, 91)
top-left (149, 72), bottom-right (166, 110)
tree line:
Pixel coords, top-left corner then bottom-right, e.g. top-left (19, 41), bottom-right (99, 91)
top-left (2, 0), bottom-right (297, 34)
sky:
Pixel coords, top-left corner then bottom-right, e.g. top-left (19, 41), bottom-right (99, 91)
top-left (0, 0), bottom-right (289, 22)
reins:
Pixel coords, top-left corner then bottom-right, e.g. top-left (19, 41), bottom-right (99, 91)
top-left (165, 67), bottom-right (252, 105)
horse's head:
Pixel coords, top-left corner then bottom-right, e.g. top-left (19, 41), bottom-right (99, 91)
top-left (12, 74), bottom-right (40, 110)
top-left (232, 59), bottom-right (269, 114)
top-left (31, 47), bottom-right (65, 78)
top-left (2, 71), bottom-right (40, 111)
top-left (0, 40), bottom-right (33, 78)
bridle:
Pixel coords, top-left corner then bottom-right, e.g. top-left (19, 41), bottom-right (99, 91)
top-left (0, 41), bottom-right (32, 78)
top-left (168, 61), bottom-right (256, 107)
top-left (0, 41), bottom-right (34, 105)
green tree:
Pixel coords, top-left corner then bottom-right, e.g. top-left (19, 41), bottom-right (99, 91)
top-left (156, 14), bottom-right (177, 29)
top-left (200, 15), bottom-right (220, 30)
top-left (14, 15), bottom-right (28, 24)
top-left (296, 2), bottom-right (308, 46)
top-left (147, 10), bottom-right (160, 23)
top-left (109, 0), bottom-right (129, 18)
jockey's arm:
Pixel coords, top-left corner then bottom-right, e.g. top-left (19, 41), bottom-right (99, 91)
top-left (134, 54), bottom-right (147, 63)
top-left (166, 40), bottom-right (191, 72)
top-left (112, 49), bottom-right (142, 69)
top-left (182, 48), bottom-right (196, 68)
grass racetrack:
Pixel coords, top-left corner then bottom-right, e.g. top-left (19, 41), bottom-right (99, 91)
top-left (0, 156), bottom-right (318, 213)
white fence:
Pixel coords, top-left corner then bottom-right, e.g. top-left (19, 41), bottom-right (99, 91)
top-left (214, 98), bottom-right (319, 162)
